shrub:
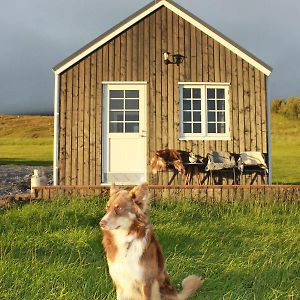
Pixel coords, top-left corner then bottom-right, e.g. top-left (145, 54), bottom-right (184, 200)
top-left (271, 97), bottom-right (300, 119)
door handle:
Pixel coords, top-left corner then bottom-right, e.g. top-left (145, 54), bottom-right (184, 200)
top-left (140, 130), bottom-right (147, 137)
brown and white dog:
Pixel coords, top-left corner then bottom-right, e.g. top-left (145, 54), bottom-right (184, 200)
top-left (100, 183), bottom-right (203, 300)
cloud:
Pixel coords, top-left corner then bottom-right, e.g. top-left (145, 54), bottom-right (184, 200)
top-left (0, 0), bottom-right (299, 114)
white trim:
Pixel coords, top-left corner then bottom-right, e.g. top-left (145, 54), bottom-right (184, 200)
top-left (179, 83), bottom-right (231, 141)
top-left (178, 82), bottom-right (231, 86)
top-left (266, 76), bottom-right (272, 184)
top-left (102, 81), bottom-right (148, 85)
top-left (54, 0), bottom-right (272, 76)
top-left (53, 74), bottom-right (60, 186)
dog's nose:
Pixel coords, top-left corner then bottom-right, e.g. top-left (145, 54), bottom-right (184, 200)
top-left (100, 219), bottom-right (107, 229)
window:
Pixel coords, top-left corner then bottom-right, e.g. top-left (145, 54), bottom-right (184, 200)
top-left (179, 83), bottom-right (230, 140)
top-left (109, 89), bottom-right (140, 133)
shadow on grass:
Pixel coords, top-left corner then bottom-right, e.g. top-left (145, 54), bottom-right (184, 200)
top-left (0, 158), bottom-right (52, 166)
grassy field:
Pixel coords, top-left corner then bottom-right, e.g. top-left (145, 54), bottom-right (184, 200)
top-left (0, 113), bottom-right (299, 183)
top-left (0, 115), bottom-right (53, 166)
top-left (271, 114), bottom-right (300, 184)
top-left (0, 197), bottom-right (299, 300)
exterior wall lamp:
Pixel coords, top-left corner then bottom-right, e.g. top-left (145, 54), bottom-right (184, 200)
top-left (163, 52), bottom-right (185, 66)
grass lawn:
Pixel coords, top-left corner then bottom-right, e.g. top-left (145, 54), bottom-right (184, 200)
top-left (0, 115), bottom-right (53, 166)
top-left (271, 114), bottom-right (300, 184)
top-left (0, 197), bottom-right (299, 300)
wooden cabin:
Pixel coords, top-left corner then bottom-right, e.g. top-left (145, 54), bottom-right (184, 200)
top-left (52, 0), bottom-right (272, 187)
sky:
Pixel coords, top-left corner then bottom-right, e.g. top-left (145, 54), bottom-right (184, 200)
top-left (0, 0), bottom-right (299, 114)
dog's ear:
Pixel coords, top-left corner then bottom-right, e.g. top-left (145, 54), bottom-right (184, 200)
top-left (129, 182), bottom-right (149, 212)
top-left (110, 183), bottom-right (119, 196)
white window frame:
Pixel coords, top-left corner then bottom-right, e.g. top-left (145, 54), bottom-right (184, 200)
top-left (179, 82), bottom-right (231, 140)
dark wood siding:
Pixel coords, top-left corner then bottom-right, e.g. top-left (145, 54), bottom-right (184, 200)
top-left (58, 6), bottom-right (269, 185)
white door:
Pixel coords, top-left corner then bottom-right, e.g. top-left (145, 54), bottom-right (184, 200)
top-left (102, 83), bottom-right (147, 184)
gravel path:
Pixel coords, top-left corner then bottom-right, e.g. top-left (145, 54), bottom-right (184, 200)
top-left (0, 165), bottom-right (53, 197)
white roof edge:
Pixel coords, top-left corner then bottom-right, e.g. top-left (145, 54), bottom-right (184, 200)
top-left (54, 0), bottom-right (272, 76)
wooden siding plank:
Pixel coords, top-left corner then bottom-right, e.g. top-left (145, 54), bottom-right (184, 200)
top-left (249, 65), bottom-right (256, 151)
top-left (155, 9), bottom-right (162, 152)
top-left (254, 68), bottom-right (262, 151)
top-left (59, 72), bottom-right (67, 185)
top-left (96, 48), bottom-right (103, 184)
top-left (71, 65), bottom-right (79, 185)
top-left (225, 48), bottom-right (233, 153)
top-left (138, 21), bottom-right (144, 81)
top-left (173, 13), bottom-right (180, 152)
top-left (120, 33), bottom-right (126, 81)
top-left (149, 12), bottom-right (156, 175)
top-left (231, 53), bottom-right (239, 153)
top-left (83, 56), bottom-right (91, 185)
top-left (260, 72), bottom-right (267, 154)
top-left (161, 7), bottom-right (168, 185)
top-left (178, 16), bottom-right (185, 152)
top-left (132, 25), bottom-right (138, 81)
top-left (243, 61), bottom-right (251, 151)
top-left (126, 28), bottom-right (133, 80)
top-left (65, 69), bottom-right (73, 185)
top-left (167, 9), bottom-right (174, 150)
top-left (114, 36), bottom-right (121, 81)
top-left (90, 52), bottom-right (97, 185)
top-left (109, 40), bottom-right (115, 81)
top-left (77, 61), bottom-right (85, 186)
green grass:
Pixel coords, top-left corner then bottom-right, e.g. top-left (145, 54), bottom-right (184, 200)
top-left (0, 115), bottom-right (53, 165)
top-left (271, 113), bottom-right (300, 184)
top-left (1, 197), bottom-right (299, 299)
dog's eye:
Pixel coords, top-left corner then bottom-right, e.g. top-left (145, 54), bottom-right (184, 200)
top-left (114, 205), bottom-right (122, 214)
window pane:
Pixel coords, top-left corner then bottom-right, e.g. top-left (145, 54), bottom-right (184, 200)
top-left (183, 100), bottom-right (191, 110)
top-left (208, 112), bottom-right (216, 122)
top-left (110, 111), bottom-right (123, 121)
top-left (183, 88), bottom-right (191, 98)
top-left (183, 123), bottom-right (192, 133)
top-left (193, 111), bottom-right (201, 122)
top-left (217, 89), bottom-right (225, 99)
top-left (110, 99), bottom-right (123, 109)
top-left (217, 100), bottom-right (225, 110)
top-left (193, 100), bottom-right (201, 110)
top-left (125, 99), bottom-right (139, 109)
top-left (217, 112), bottom-right (225, 122)
top-left (183, 111), bottom-right (191, 122)
top-left (193, 88), bottom-right (201, 98)
top-left (125, 111), bottom-right (139, 121)
top-left (125, 90), bottom-right (139, 98)
top-left (207, 100), bottom-right (215, 110)
top-left (110, 90), bottom-right (124, 98)
top-left (208, 123), bottom-right (216, 133)
top-left (193, 123), bottom-right (201, 133)
top-left (110, 123), bottom-right (123, 133)
top-left (207, 88), bottom-right (215, 99)
top-left (217, 123), bottom-right (226, 133)
top-left (125, 123), bottom-right (139, 132)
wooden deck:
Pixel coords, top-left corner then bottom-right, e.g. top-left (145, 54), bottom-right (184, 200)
top-left (32, 185), bottom-right (300, 202)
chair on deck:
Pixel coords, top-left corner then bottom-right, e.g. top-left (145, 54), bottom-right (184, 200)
top-left (237, 152), bottom-right (268, 184)
top-left (205, 151), bottom-right (237, 184)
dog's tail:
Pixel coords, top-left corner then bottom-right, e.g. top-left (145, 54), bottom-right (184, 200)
top-left (176, 275), bottom-right (204, 300)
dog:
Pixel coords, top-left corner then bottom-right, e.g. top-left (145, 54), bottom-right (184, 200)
top-left (100, 182), bottom-right (203, 300)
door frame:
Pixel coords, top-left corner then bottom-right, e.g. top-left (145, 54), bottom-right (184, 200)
top-left (102, 81), bottom-right (148, 185)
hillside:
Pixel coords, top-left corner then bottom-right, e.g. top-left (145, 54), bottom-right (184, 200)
top-left (0, 114), bottom-right (299, 183)
top-left (0, 115), bottom-right (53, 165)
